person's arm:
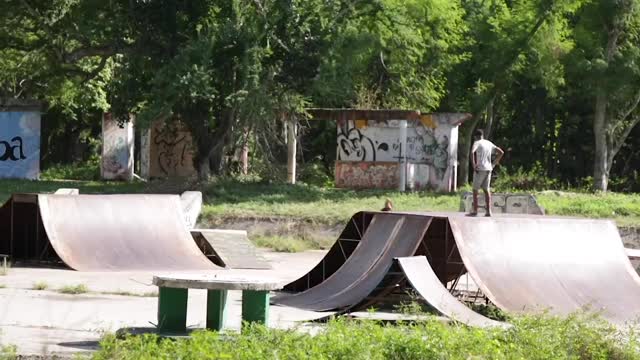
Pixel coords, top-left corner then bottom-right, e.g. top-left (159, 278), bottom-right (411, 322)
top-left (493, 146), bottom-right (505, 167)
top-left (471, 142), bottom-right (478, 171)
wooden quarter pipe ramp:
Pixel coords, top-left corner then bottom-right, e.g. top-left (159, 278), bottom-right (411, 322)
top-left (0, 193), bottom-right (218, 271)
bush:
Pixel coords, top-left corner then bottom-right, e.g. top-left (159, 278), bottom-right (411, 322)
top-left (492, 164), bottom-right (560, 192)
top-left (92, 313), bottom-right (640, 360)
top-left (41, 157), bottom-right (101, 181)
top-left (298, 161), bottom-right (334, 187)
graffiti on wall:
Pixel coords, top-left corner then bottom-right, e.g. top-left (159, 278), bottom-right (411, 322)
top-left (336, 119), bottom-right (450, 180)
top-left (148, 121), bottom-right (196, 177)
top-left (0, 112), bottom-right (40, 179)
top-left (101, 113), bottom-right (134, 180)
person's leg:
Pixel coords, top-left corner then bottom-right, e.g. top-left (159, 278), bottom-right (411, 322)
top-left (484, 190), bottom-right (492, 216)
top-left (472, 190), bottom-right (479, 215)
top-left (484, 171), bottom-right (492, 216)
top-left (470, 171), bottom-right (480, 215)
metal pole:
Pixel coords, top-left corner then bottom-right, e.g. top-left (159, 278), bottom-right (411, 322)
top-left (398, 120), bottom-right (407, 192)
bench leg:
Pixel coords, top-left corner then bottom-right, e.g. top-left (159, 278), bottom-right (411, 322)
top-left (157, 287), bottom-right (188, 333)
top-left (241, 290), bottom-right (269, 327)
top-left (206, 289), bottom-right (228, 331)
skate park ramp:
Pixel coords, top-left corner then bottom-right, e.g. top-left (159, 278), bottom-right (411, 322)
top-left (191, 229), bottom-right (271, 269)
top-left (277, 210), bottom-right (640, 325)
top-left (273, 213), bottom-right (434, 311)
top-left (397, 256), bottom-right (505, 328)
top-left (0, 193), bottom-right (219, 271)
top-left (448, 214), bottom-right (640, 325)
top-left (282, 211), bottom-right (464, 293)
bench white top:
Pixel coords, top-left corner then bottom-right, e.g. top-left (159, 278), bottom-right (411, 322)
top-left (153, 273), bottom-right (283, 291)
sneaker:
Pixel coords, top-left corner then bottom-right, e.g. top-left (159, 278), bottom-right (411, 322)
top-left (466, 212), bottom-right (478, 217)
top-left (485, 212), bottom-right (492, 217)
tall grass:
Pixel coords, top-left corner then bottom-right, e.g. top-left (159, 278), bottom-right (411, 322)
top-left (93, 314), bottom-right (640, 360)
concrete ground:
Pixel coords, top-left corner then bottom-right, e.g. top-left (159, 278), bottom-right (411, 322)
top-left (0, 250), bottom-right (330, 358)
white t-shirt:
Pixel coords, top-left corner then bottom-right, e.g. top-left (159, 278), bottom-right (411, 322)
top-left (472, 139), bottom-right (497, 171)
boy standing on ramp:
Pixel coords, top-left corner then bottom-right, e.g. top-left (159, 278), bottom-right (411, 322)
top-left (469, 129), bottom-right (504, 217)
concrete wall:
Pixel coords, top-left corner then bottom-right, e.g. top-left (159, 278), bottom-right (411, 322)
top-left (460, 192), bottom-right (545, 215)
top-left (101, 113), bottom-right (134, 181)
top-left (141, 120), bottom-right (196, 178)
top-left (0, 102), bottom-right (41, 180)
top-left (335, 113), bottom-right (465, 191)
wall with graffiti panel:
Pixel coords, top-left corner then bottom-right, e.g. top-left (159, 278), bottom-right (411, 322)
top-left (336, 114), bottom-right (466, 192)
top-left (101, 113), bottom-right (134, 180)
top-left (141, 120), bottom-right (197, 178)
top-left (0, 111), bottom-right (41, 179)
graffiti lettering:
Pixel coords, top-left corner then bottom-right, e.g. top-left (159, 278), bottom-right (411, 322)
top-left (337, 127), bottom-right (378, 161)
top-left (0, 136), bottom-right (26, 161)
top-left (154, 123), bottom-right (190, 176)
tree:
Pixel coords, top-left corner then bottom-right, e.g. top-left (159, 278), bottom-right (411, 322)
top-left (568, 0), bottom-right (640, 191)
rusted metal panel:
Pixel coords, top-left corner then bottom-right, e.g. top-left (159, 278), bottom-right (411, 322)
top-left (308, 109), bottom-right (422, 122)
top-left (37, 194), bottom-right (218, 271)
top-left (397, 256), bottom-right (506, 328)
top-left (274, 214), bottom-right (406, 308)
top-left (334, 162), bottom-right (399, 189)
top-left (274, 214), bottom-right (432, 311)
top-left (283, 212), bottom-right (374, 292)
top-left (448, 214), bottom-right (640, 325)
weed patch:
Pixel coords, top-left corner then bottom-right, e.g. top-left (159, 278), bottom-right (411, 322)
top-left (32, 282), bottom-right (48, 291)
top-left (58, 284), bottom-right (89, 295)
top-left (92, 313), bottom-right (640, 360)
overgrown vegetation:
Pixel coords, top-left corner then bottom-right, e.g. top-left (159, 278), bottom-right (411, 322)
top-left (58, 284), bottom-right (89, 295)
top-left (93, 314), bottom-right (640, 360)
top-left (32, 282), bottom-right (48, 291)
top-left (0, 344), bottom-right (16, 360)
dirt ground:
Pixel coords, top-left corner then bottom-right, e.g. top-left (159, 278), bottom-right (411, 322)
top-left (0, 250), bottom-right (329, 358)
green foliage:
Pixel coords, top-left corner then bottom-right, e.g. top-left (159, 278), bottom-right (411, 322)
top-left (40, 158), bottom-right (101, 181)
top-left (93, 314), bottom-right (640, 360)
top-left (0, 344), bottom-right (16, 360)
top-left (58, 284), bottom-right (89, 295)
top-left (471, 303), bottom-right (508, 321)
top-left (492, 165), bottom-right (561, 192)
top-left (298, 162), bottom-right (334, 187)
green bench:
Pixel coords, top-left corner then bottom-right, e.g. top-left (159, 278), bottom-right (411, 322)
top-left (152, 274), bottom-right (282, 333)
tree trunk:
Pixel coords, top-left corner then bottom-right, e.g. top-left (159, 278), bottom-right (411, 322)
top-left (593, 91), bottom-right (609, 192)
top-left (198, 156), bottom-right (211, 180)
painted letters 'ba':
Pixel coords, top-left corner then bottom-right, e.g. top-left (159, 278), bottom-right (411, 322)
top-left (0, 136), bottom-right (27, 161)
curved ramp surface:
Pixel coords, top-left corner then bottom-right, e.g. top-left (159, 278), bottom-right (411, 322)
top-left (397, 256), bottom-right (505, 328)
top-left (38, 194), bottom-right (217, 271)
top-left (448, 215), bottom-right (640, 324)
top-left (273, 214), bottom-right (431, 311)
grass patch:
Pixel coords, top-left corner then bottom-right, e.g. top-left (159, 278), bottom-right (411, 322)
top-left (58, 284), bottom-right (89, 295)
top-left (252, 235), bottom-right (313, 253)
top-left (93, 313), bottom-right (639, 360)
top-left (199, 180), bottom-right (459, 225)
top-left (100, 290), bottom-right (158, 297)
top-left (32, 282), bottom-right (49, 291)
